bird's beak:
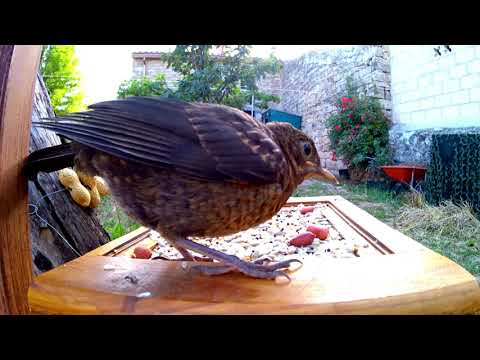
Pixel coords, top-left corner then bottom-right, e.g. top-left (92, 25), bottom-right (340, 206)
top-left (303, 161), bottom-right (340, 185)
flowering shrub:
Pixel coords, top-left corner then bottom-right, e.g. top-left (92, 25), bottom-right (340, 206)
top-left (326, 78), bottom-right (392, 174)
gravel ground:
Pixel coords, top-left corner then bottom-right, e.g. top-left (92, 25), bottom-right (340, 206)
top-left (149, 203), bottom-right (379, 262)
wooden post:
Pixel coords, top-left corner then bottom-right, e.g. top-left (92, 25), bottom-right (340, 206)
top-left (0, 45), bottom-right (42, 314)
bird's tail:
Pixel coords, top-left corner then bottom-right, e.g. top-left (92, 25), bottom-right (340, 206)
top-left (24, 142), bottom-right (75, 181)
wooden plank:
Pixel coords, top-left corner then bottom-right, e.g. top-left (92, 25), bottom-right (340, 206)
top-left (321, 206), bottom-right (388, 255)
top-left (114, 238), bottom-right (159, 258)
top-left (0, 45), bottom-right (42, 314)
top-left (28, 249), bottom-right (480, 314)
top-left (0, 45), bottom-right (14, 314)
top-left (84, 226), bottom-right (151, 257)
top-left (325, 196), bottom-right (427, 253)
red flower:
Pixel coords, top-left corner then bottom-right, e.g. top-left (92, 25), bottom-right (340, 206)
top-left (341, 97), bottom-right (353, 111)
top-left (348, 113), bottom-right (353, 119)
top-left (355, 124), bottom-right (360, 129)
top-left (335, 125), bottom-right (341, 131)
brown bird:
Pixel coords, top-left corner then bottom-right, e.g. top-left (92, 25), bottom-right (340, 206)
top-left (25, 97), bottom-right (339, 280)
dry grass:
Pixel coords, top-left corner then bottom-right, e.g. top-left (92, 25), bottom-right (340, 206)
top-left (395, 201), bottom-right (480, 275)
top-left (400, 188), bottom-right (426, 208)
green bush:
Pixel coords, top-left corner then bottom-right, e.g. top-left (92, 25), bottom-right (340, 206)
top-left (117, 74), bottom-right (172, 99)
top-left (326, 78), bottom-right (392, 174)
top-left (425, 128), bottom-right (480, 215)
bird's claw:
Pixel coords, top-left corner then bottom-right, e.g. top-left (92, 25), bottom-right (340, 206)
top-left (174, 238), bottom-right (302, 281)
top-left (189, 258), bottom-right (301, 281)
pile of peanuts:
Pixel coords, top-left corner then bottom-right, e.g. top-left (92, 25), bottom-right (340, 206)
top-left (58, 168), bottom-right (110, 208)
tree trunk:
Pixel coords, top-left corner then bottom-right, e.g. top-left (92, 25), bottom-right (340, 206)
top-left (29, 73), bottom-right (110, 276)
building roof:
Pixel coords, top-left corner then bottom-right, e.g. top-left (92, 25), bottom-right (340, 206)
top-left (132, 52), bottom-right (164, 59)
top-left (131, 51), bottom-right (282, 64)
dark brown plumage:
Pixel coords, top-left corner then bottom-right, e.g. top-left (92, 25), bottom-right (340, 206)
top-left (26, 97), bottom-right (338, 280)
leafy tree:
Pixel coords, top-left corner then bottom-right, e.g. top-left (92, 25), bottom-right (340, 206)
top-left (162, 45), bottom-right (281, 109)
top-left (40, 45), bottom-right (86, 115)
top-left (117, 74), bottom-right (172, 98)
top-left (117, 45), bottom-right (282, 110)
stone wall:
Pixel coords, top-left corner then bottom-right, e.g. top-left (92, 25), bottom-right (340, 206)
top-left (388, 45), bottom-right (480, 165)
top-left (275, 46), bottom-right (391, 174)
top-left (257, 72), bottom-right (283, 108)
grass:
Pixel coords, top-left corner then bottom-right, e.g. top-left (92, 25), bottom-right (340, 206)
top-left (94, 179), bottom-right (479, 275)
top-left (96, 195), bottom-right (140, 239)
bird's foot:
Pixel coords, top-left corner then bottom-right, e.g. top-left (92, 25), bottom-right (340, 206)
top-left (190, 259), bottom-right (302, 279)
top-left (175, 238), bottom-right (302, 281)
top-left (252, 256), bottom-right (275, 265)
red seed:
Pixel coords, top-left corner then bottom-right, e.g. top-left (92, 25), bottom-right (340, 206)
top-left (300, 206), bottom-right (315, 215)
top-left (288, 232), bottom-right (315, 247)
top-left (306, 225), bottom-right (329, 240)
top-left (133, 246), bottom-right (152, 259)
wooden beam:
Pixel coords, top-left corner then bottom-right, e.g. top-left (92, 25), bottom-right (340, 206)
top-left (0, 45), bottom-right (42, 314)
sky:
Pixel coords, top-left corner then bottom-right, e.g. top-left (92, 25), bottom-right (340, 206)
top-left (75, 45), bottom-right (351, 105)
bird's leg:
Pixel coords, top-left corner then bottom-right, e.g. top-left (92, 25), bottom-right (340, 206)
top-left (175, 238), bottom-right (302, 280)
top-left (173, 244), bottom-right (195, 261)
top-left (253, 256), bottom-right (275, 265)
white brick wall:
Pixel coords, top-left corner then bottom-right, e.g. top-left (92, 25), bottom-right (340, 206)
top-left (389, 45), bottom-right (480, 130)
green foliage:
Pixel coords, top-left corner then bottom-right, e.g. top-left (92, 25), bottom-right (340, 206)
top-left (40, 45), bottom-right (86, 115)
top-left (326, 78), bottom-right (392, 173)
top-left (425, 128), bottom-right (480, 215)
top-left (117, 45), bottom-right (281, 110)
top-left (117, 74), bottom-right (173, 99)
top-left (96, 195), bottom-right (141, 240)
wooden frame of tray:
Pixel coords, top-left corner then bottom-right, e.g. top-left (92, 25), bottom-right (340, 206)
top-left (28, 195), bottom-right (480, 314)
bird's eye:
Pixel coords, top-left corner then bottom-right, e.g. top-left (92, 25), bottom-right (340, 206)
top-left (303, 143), bottom-right (312, 156)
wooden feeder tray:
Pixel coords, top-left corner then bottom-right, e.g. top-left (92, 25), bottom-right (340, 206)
top-left (28, 196), bottom-right (480, 314)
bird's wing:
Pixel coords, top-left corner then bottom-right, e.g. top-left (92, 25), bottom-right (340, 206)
top-left (34, 96), bottom-right (287, 184)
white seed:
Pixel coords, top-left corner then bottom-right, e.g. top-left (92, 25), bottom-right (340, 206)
top-left (248, 238), bottom-right (261, 246)
top-left (287, 246), bottom-right (297, 254)
top-left (136, 291), bottom-right (151, 298)
top-left (103, 264), bottom-right (115, 271)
